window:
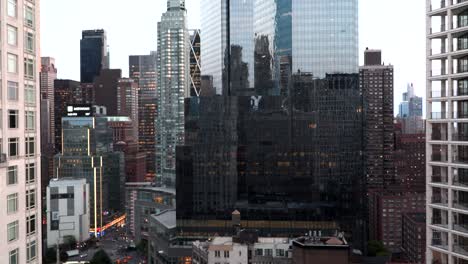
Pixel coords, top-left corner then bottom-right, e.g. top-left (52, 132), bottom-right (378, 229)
top-left (25, 137), bottom-right (35, 157)
top-left (25, 32), bottom-right (34, 53)
top-left (7, 193), bottom-right (17, 213)
top-left (265, 249), bottom-right (273, 256)
top-left (9, 248), bottom-right (18, 264)
top-left (26, 163), bottom-right (35, 184)
top-left (7, 166), bottom-right (17, 185)
top-left (24, 6), bottom-right (34, 28)
top-left (7, 81), bottom-right (18, 101)
top-left (8, 110), bottom-right (18, 128)
top-left (7, 0), bottom-right (17, 17)
top-left (24, 58), bottom-right (34, 79)
top-left (7, 25), bottom-right (17, 46)
top-left (26, 214), bottom-right (35, 235)
top-left (8, 138), bottom-right (18, 157)
top-left (27, 240), bottom-right (36, 262)
top-left (224, 251), bottom-right (229, 258)
top-left (7, 220), bottom-right (18, 242)
top-left (276, 249), bottom-right (285, 257)
top-left (26, 189), bottom-right (35, 209)
top-left (25, 85), bottom-right (35, 104)
top-left (255, 249), bottom-right (263, 256)
top-left (25, 111), bottom-right (35, 130)
top-left (7, 53), bottom-right (17, 73)
top-left (215, 251), bottom-right (221, 258)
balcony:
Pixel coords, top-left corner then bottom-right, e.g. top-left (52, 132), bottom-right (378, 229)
top-left (432, 153), bottom-right (449, 162)
top-left (432, 90), bottom-right (447, 98)
top-left (432, 238), bottom-right (449, 250)
top-left (454, 132), bottom-right (468, 141)
top-left (453, 112), bottom-right (468, 119)
top-left (454, 224), bottom-right (468, 234)
top-left (454, 245), bottom-right (468, 256)
top-left (432, 195), bottom-right (449, 207)
top-left (454, 169), bottom-right (468, 187)
top-left (433, 174), bottom-right (449, 184)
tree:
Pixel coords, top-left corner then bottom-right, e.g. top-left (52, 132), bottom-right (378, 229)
top-left (63, 235), bottom-right (77, 250)
top-left (367, 240), bottom-right (390, 257)
top-left (90, 249), bottom-right (112, 264)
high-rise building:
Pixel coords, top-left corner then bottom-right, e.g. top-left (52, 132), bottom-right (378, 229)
top-left (94, 69), bottom-right (122, 117)
top-left (399, 83), bottom-right (423, 118)
top-left (426, 1), bottom-right (468, 263)
top-left (54, 105), bottom-right (113, 233)
top-left (40, 57), bottom-right (57, 199)
top-left (80, 29), bottom-right (109, 83)
top-left (129, 53), bottom-right (158, 179)
top-left (53, 79), bottom-right (81, 152)
top-left (156, 0), bottom-right (189, 187)
top-left (189, 29), bottom-right (201, 96)
top-left (200, 0), bottom-right (358, 95)
top-left (359, 49), bottom-right (395, 190)
top-left (0, 0), bottom-right (42, 262)
top-left (46, 178), bottom-right (90, 247)
top-left (116, 78), bottom-right (138, 129)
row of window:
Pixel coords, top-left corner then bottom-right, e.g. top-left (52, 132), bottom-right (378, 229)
top-left (7, 54), bottom-right (35, 78)
top-left (7, 110), bottom-right (36, 129)
top-left (7, 0), bottom-right (36, 28)
top-left (8, 241), bottom-right (37, 264)
top-left (213, 248), bottom-right (287, 258)
top-left (7, 189), bottom-right (36, 214)
top-left (7, 25), bottom-right (35, 52)
top-left (5, 137), bottom-right (36, 157)
top-left (5, 83), bottom-right (36, 103)
top-left (7, 163), bottom-right (36, 185)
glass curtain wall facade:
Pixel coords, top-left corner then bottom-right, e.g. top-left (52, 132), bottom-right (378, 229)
top-left (155, 0), bottom-right (189, 187)
top-left (80, 29), bottom-right (109, 83)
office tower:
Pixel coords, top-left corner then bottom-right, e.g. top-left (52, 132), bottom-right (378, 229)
top-left (80, 29), bottom-right (109, 83)
top-left (40, 57), bottom-right (57, 200)
top-left (46, 178), bottom-right (90, 247)
top-left (129, 53), bottom-right (158, 179)
top-left (426, 1), bottom-right (468, 263)
top-left (93, 69), bottom-right (122, 116)
top-left (53, 79), bottom-right (81, 152)
top-left (116, 78), bottom-right (138, 128)
top-left (54, 106), bottom-right (113, 233)
top-left (156, 0), bottom-right (189, 187)
top-left (189, 29), bottom-right (201, 96)
top-left (359, 49), bottom-right (395, 190)
top-left (200, 0), bottom-right (358, 95)
top-left (0, 0), bottom-right (42, 262)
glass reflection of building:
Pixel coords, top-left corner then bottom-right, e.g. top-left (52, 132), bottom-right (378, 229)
top-left (54, 114), bottom-right (114, 233)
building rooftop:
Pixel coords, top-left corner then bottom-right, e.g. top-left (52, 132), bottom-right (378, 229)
top-left (293, 235), bottom-right (348, 248)
top-left (125, 183), bottom-right (176, 195)
top-left (151, 210), bottom-right (176, 229)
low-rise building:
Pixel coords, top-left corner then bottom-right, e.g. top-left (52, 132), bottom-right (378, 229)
top-left (46, 178), bottom-right (90, 247)
top-left (292, 235), bottom-right (349, 264)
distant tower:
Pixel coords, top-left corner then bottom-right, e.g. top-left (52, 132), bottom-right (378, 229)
top-left (80, 29), bottom-right (109, 83)
top-left (155, 0), bottom-right (189, 187)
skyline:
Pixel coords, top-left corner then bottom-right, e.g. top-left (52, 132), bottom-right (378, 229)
top-left (42, 0), bottom-right (425, 113)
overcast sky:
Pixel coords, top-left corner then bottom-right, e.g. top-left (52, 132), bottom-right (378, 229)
top-left (41, 0), bottom-right (425, 112)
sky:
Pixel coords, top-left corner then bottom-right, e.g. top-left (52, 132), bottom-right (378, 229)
top-left (41, 0), bottom-right (425, 113)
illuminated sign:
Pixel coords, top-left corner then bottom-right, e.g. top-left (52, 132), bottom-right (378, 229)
top-left (66, 104), bottom-right (93, 117)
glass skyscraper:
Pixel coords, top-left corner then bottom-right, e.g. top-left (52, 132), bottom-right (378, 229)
top-left (200, 0), bottom-right (358, 95)
top-left (80, 29), bottom-right (109, 83)
top-left (155, 0), bottom-right (189, 187)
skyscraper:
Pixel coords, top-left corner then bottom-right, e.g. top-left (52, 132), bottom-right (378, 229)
top-left (0, 0), bottom-right (42, 262)
top-left (200, 0), bottom-right (358, 95)
top-left (176, 0), bottom-right (363, 249)
top-left (93, 69), bottom-right (122, 116)
top-left (129, 52), bottom-right (157, 94)
top-left (80, 29), bottom-right (109, 83)
top-left (156, 0), bottom-right (189, 187)
top-left (359, 49), bottom-right (395, 190)
top-left (426, 1), bottom-right (468, 263)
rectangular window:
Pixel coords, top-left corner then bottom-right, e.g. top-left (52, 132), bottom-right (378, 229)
top-left (26, 163), bottom-right (35, 184)
top-left (7, 53), bottom-right (17, 73)
top-left (7, 0), bottom-right (17, 17)
top-left (255, 249), bottom-right (263, 256)
top-left (24, 6), bottom-right (34, 28)
top-left (276, 249), bottom-right (285, 257)
top-left (8, 110), bottom-right (18, 128)
top-left (8, 138), bottom-right (18, 158)
top-left (224, 251), bottom-right (229, 258)
top-left (9, 248), bottom-right (18, 264)
top-left (7, 25), bottom-right (17, 46)
top-left (24, 58), bottom-right (34, 79)
top-left (25, 111), bottom-right (35, 130)
top-left (7, 220), bottom-right (18, 242)
top-left (25, 32), bottom-right (34, 53)
top-left (7, 193), bottom-right (17, 214)
top-left (26, 240), bottom-right (36, 262)
top-left (25, 85), bottom-right (35, 104)
top-left (265, 249), bottom-right (273, 256)
top-left (25, 137), bottom-right (35, 157)
top-left (7, 81), bottom-right (18, 101)
top-left (215, 251), bottom-right (220, 258)
top-left (7, 166), bottom-right (17, 185)
top-left (26, 189), bottom-right (35, 209)
top-left (26, 214), bottom-right (35, 235)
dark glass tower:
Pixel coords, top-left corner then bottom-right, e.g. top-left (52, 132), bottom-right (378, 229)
top-left (80, 29), bottom-right (109, 83)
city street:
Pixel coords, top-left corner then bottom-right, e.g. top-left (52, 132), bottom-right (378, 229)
top-left (68, 227), bottom-right (146, 264)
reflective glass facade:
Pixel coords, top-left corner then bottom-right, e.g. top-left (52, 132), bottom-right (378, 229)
top-left (80, 29), bottom-right (109, 83)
